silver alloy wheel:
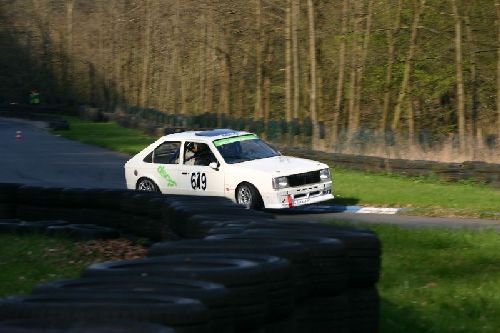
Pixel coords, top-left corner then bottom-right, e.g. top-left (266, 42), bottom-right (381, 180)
top-left (237, 185), bottom-right (252, 208)
top-left (137, 178), bottom-right (157, 192)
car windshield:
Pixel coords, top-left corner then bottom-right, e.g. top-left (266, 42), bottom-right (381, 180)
top-left (213, 134), bottom-right (280, 164)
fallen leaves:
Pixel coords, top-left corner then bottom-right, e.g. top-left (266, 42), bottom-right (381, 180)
top-left (76, 239), bottom-right (147, 262)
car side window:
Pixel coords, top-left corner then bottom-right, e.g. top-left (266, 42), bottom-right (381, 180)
top-left (153, 141), bottom-right (181, 164)
top-left (183, 142), bottom-right (217, 166)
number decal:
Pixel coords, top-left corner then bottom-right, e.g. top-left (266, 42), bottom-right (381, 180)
top-left (191, 173), bottom-right (197, 189)
top-left (201, 173), bottom-right (207, 190)
top-left (191, 172), bottom-right (207, 190)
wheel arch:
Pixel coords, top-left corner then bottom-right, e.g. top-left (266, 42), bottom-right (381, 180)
top-left (235, 181), bottom-right (264, 209)
top-left (136, 176), bottom-right (160, 191)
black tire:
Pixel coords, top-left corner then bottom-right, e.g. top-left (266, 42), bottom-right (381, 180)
top-left (82, 255), bottom-right (269, 330)
top-left (235, 182), bottom-right (263, 210)
top-left (0, 320), bottom-right (176, 333)
top-left (0, 220), bottom-right (22, 233)
top-left (306, 294), bottom-right (351, 333)
top-left (149, 239), bottom-right (308, 303)
top-left (97, 189), bottom-right (130, 210)
top-left (0, 294), bottom-right (208, 333)
top-left (0, 203), bottom-right (17, 219)
top-left (0, 183), bottom-right (21, 203)
top-left (32, 277), bottom-right (233, 333)
top-left (238, 223), bottom-right (381, 286)
top-left (59, 188), bottom-right (88, 208)
top-left (147, 247), bottom-right (295, 318)
top-left (16, 221), bottom-right (68, 234)
top-left (166, 205), bottom-right (272, 237)
top-left (46, 224), bottom-right (120, 240)
top-left (136, 178), bottom-right (160, 192)
top-left (16, 205), bottom-right (63, 222)
top-left (348, 287), bottom-right (380, 333)
top-left (208, 232), bottom-right (349, 297)
top-left (16, 186), bottom-right (43, 205)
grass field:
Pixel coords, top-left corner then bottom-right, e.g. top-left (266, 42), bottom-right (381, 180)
top-left (55, 117), bottom-right (156, 155)
top-left (54, 117), bottom-right (500, 218)
top-left (2, 227), bottom-right (500, 332)
top-left (0, 234), bottom-right (97, 296)
top-left (332, 168), bottom-right (500, 219)
top-left (371, 224), bottom-right (500, 333)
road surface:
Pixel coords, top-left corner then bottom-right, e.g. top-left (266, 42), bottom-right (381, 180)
top-left (0, 117), bottom-right (129, 188)
top-left (1, 117), bottom-right (499, 229)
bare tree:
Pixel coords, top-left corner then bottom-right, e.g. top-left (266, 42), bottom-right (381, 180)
top-left (392, 0), bottom-right (426, 131)
top-left (331, 0), bottom-right (348, 145)
top-left (452, 0), bottom-right (466, 152)
top-left (380, 0), bottom-right (402, 132)
top-left (307, 0), bottom-right (319, 147)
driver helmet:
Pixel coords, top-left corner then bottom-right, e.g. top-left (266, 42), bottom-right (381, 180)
top-left (186, 142), bottom-right (199, 153)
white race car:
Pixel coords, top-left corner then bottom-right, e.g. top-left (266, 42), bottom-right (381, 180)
top-left (124, 129), bottom-right (333, 209)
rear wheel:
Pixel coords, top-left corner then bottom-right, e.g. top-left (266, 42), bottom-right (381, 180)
top-left (236, 183), bottom-right (263, 210)
top-left (137, 178), bottom-right (160, 192)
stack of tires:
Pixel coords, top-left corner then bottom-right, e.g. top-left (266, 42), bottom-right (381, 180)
top-left (0, 183), bottom-right (19, 219)
top-left (146, 220), bottom-right (380, 332)
top-left (0, 182), bottom-right (381, 332)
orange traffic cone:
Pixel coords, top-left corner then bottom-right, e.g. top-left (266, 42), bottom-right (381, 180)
top-left (15, 130), bottom-right (22, 141)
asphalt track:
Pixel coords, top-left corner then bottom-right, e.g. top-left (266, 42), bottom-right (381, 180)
top-left (0, 117), bottom-right (129, 188)
top-left (1, 117), bottom-right (499, 230)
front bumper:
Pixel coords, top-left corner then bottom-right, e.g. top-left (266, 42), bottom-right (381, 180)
top-left (263, 181), bottom-right (334, 209)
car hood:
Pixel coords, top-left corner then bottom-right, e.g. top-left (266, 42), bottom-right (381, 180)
top-left (229, 155), bottom-right (327, 176)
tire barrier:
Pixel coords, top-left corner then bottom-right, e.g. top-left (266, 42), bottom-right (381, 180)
top-left (0, 320), bottom-right (176, 333)
top-left (280, 146), bottom-right (500, 188)
top-left (0, 182), bottom-right (381, 332)
top-left (0, 104), bottom-right (69, 131)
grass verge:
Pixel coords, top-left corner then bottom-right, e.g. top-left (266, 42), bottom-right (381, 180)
top-left (0, 234), bottom-right (101, 296)
top-left (366, 224), bottom-right (500, 333)
top-left (0, 234), bottom-right (146, 297)
top-left (332, 167), bottom-right (500, 219)
top-left (54, 116), bottom-right (156, 155)
top-left (54, 117), bottom-right (500, 218)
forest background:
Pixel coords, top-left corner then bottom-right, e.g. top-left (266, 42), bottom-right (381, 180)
top-left (2, 0), bottom-right (500, 163)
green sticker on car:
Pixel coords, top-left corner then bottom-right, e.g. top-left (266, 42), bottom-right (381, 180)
top-left (157, 165), bottom-right (177, 187)
top-left (213, 134), bottom-right (258, 147)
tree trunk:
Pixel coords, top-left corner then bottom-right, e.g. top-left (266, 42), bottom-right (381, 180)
top-left (381, 0), bottom-right (402, 132)
top-left (237, 52), bottom-right (248, 118)
top-left (496, 0), bottom-right (500, 142)
top-left (307, 0), bottom-right (319, 148)
top-left (139, 0), bottom-right (153, 108)
top-left (65, 0), bottom-right (73, 96)
top-left (464, 6), bottom-right (478, 141)
top-left (331, 0), bottom-right (348, 145)
top-left (347, 0), bottom-right (361, 137)
top-left (292, 0), bottom-right (300, 121)
top-left (263, 40), bottom-right (274, 123)
top-left (285, 0), bottom-right (293, 122)
top-left (254, 0), bottom-right (264, 119)
top-left (392, 0), bottom-right (426, 131)
top-left (452, 0), bottom-right (466, 152)
top-left (352, 0), bottom-right (374, 134)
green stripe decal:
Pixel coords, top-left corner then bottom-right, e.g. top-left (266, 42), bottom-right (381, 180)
top-left (213, 134), bottom-right (258, 147)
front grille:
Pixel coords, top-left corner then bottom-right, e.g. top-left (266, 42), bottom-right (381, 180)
top-left (287, 170), bottom-right (321, 187)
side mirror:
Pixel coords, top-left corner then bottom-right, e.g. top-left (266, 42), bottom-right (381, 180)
top-left (209, 162), bottom-right (219, 170)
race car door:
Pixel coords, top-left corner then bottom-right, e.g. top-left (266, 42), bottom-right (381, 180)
top-left (150, 140), bottom-right (183, 194)
top-left (178, 141), bottom-right (225, 197)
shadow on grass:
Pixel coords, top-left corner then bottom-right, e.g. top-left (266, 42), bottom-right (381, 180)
top-left (380, 298), bottom-right (434, 333)
top-left (330, 197), bottom-right (360, 206)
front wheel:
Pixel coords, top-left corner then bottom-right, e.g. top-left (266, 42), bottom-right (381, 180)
top-left (136, 178), bottom-right (160, 192)
top-left (236, 183), bottom-right (263, 210)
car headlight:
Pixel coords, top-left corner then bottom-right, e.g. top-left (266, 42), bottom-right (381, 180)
top-left (272, 176), bottom-right (289, 189)
top-left (320, 168), bottom-right (331, 181)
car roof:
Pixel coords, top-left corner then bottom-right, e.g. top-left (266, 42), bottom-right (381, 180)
top-left (160, 129), bottom-right (253, 143)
